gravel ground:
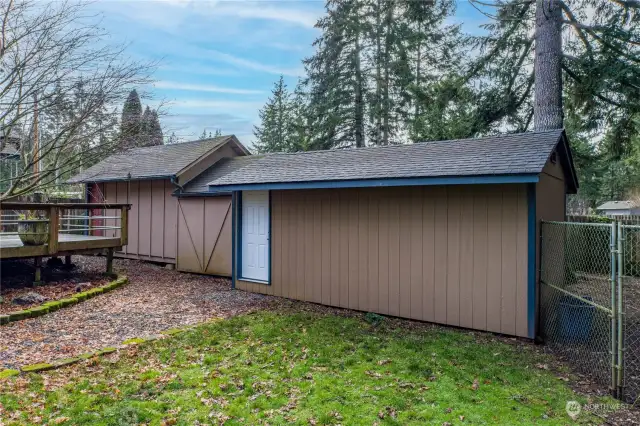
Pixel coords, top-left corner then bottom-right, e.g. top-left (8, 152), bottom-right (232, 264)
top-left (0, 256), bottom-right (275, 369)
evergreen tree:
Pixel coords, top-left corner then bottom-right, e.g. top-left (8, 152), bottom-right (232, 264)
top-left (147, 110), bottom-right (163, 146)
top-left (305, 0), bottom-right (367, 148)
top-left (253, 76), bottom-right (296, 153)
top-left (302, 0), bottom-right (458, 147)
top-left (120, 89), bottom-right (143, 149)
top-left (140, 106), bottom-right (152, 146)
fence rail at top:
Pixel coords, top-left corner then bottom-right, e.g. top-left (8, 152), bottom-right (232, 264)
top-left (0, 202), bottom-right (130, 259)
top-left (540, 220), bottom-right (640, 404)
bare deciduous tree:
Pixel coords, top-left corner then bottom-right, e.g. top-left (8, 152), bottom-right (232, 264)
top-left (0, 0), bottom-right (156, 201)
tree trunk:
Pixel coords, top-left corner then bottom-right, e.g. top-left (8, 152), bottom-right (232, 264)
top-left (375, 0), bottom-right (382, 146)
top-left (355, 31), bottom-right (365, 148)
top-left (534, 0), bottom-right (563, 131)
top-left (382, 1), bottom-right (393, 145)
top-left (414, 20), bottom-right (421, 123)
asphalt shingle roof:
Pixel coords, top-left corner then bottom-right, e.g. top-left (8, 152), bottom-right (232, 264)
top-left (194, 130), bottom-right (565, 191)
top-left (68, 136), bottom-right (232, 183)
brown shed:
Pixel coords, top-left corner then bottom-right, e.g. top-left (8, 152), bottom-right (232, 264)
top-left (193, 130), bottom-right (577, 339)
top-left (68, 136), bottom-right (249, 276)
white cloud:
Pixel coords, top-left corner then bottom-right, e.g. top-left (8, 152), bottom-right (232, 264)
top-left (170, 99), bottom-right (265, 112)
top-left (211, 2), bottom-right (319, 28)
top-left (206, 49), bottom-right (304, 77)
top-left (155, 81), bottom-right (265, 94)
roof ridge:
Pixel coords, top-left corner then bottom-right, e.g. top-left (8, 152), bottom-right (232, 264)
top-left (124, 135), bottom-right (232, 153)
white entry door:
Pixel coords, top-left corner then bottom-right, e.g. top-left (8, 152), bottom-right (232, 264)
top-left (241, 191), bottom-right (269, 282)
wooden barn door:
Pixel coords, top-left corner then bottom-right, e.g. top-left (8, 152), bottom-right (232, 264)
top-left (176, 197), bottom-right (232, 277)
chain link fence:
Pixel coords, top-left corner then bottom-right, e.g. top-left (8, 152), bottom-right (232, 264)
top-left (540, 221), bottom-right (639, 404)
top-left (540, 221), bottom-right (616, 392)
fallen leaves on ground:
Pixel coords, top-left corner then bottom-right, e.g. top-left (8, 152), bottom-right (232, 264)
top-left (0, 256), bottom-right (275, 369)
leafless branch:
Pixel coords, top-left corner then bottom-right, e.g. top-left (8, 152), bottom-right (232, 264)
top-left (0, 0), bottom-right (157, 201)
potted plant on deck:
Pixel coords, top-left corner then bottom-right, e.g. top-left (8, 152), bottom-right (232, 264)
top-left (17, 212), bottom-right (49, 245)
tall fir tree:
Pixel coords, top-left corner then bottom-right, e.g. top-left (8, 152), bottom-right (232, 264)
top-left (253, 76), bottom-right (296, 153)
top-left (120, 89), bottom-right (143, 149)
top-left (301, 0), bottom-right (459, 148)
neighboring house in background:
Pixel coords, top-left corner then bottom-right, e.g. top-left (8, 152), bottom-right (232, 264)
top-left (596, 201), bottom-right (640, 216)
top-left (188, 129), bottom-right (577, 340)
top-left (68, 136), bottom-right (250, 276)
top-left (0, 139), bottom-right (21, 193)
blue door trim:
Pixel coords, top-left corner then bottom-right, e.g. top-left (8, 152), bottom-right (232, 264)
top-left (208, 174), bottom-right (539, 193)
top-left (527, 183), bottom-right (537, 339)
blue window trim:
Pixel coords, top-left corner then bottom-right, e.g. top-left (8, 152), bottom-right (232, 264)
top-left (235, 190), bottom-right (271, 285)
top-left (527, 183), bottom-right (537, 339)
top-left (208, 174), bottom-right (539, 193)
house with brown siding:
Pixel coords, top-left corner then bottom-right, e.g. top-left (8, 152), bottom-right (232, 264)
top-left (184, 129), bottom-right (578, 339)
top-left (68, 136), bottom-right (250, 277)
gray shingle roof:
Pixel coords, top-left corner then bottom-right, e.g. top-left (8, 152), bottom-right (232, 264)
top-left (198, 130), bottom-right (565, 191)
top-left (68, 136), bottom-right (232, 183)
top-left (597, 201), bottom-right (638, 210)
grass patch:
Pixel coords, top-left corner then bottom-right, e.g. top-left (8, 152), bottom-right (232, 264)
top-left (0, 310), bottom-right (616, 425)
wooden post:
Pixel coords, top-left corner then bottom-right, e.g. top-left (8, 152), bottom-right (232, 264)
top-left (48, 206), bottom-right (59, 254)
top-left (106, 247), bottom-right (114, 277)
top-left (33, 256), bottom-right (42, 286)
top-left (120, 206), bottom-right (128, 246)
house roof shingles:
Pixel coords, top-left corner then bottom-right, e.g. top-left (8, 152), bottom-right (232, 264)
top-left (192, 130), bottom-right (566, 192)
top-left (68, 136), bottom-right (232, 183)
top-left (597, 201), bottom-right (638, 210)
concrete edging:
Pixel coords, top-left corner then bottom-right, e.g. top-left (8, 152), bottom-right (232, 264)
top-left (0, 276), bottom-right (129, 326)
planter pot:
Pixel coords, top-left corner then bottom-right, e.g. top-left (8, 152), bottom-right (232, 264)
top-left (17, 220), bottom-right (49, 246)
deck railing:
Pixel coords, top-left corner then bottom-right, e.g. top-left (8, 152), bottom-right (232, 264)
top-left (0, 202), bottom-right (130, 256)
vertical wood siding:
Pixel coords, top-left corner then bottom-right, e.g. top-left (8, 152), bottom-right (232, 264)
top-left (176, 196), bottom-right (232, 277)
top-left (98, 179), bottom-right (178, 263)
top-left (236, 184), bottom-right (531, 337)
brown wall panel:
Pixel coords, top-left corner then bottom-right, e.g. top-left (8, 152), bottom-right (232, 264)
top-left (137, 181), bottom-right (152, 256)
top-left (150, 180), bottom-right (165, 258)
top-left (175, 196), bottom-right (232, 277)
top-left (236, 184), bottom-right (532, 337)
top-left (127, 181), bottom-right (139, 254)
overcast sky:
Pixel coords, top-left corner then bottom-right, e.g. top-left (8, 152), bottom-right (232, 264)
top-left (92, 0), bottom-right (489, 147)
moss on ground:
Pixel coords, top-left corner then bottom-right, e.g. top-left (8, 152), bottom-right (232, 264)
top-left (20, 363), bottom-right (54, 373)
top-left (8, 311), bottom-right (30, 321)
top-left (0, 369), bottom-right (19, 379)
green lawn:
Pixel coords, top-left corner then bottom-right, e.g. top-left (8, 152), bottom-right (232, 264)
top-left (0, 309), bottom-right (613, 425)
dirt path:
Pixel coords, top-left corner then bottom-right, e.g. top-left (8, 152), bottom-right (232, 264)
top-left (0, 256), bottom-right (274, 369)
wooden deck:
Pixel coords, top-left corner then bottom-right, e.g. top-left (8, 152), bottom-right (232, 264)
top-left (0, 233), bottom-right (122, 259)
top-left (0, 202), bottom-right (130, 261)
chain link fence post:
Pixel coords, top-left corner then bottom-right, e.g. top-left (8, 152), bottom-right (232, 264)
top-left (611, 221), bottom-right (618, 397)
top-left (617, 221), bottom-right (625, 398)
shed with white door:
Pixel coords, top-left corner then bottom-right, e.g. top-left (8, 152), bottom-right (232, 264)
top-left (192, 130), bottom-right (578, 339)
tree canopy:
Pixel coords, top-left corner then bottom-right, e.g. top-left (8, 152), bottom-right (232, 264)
top-left (252, 0), bottom-right (640, 211)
